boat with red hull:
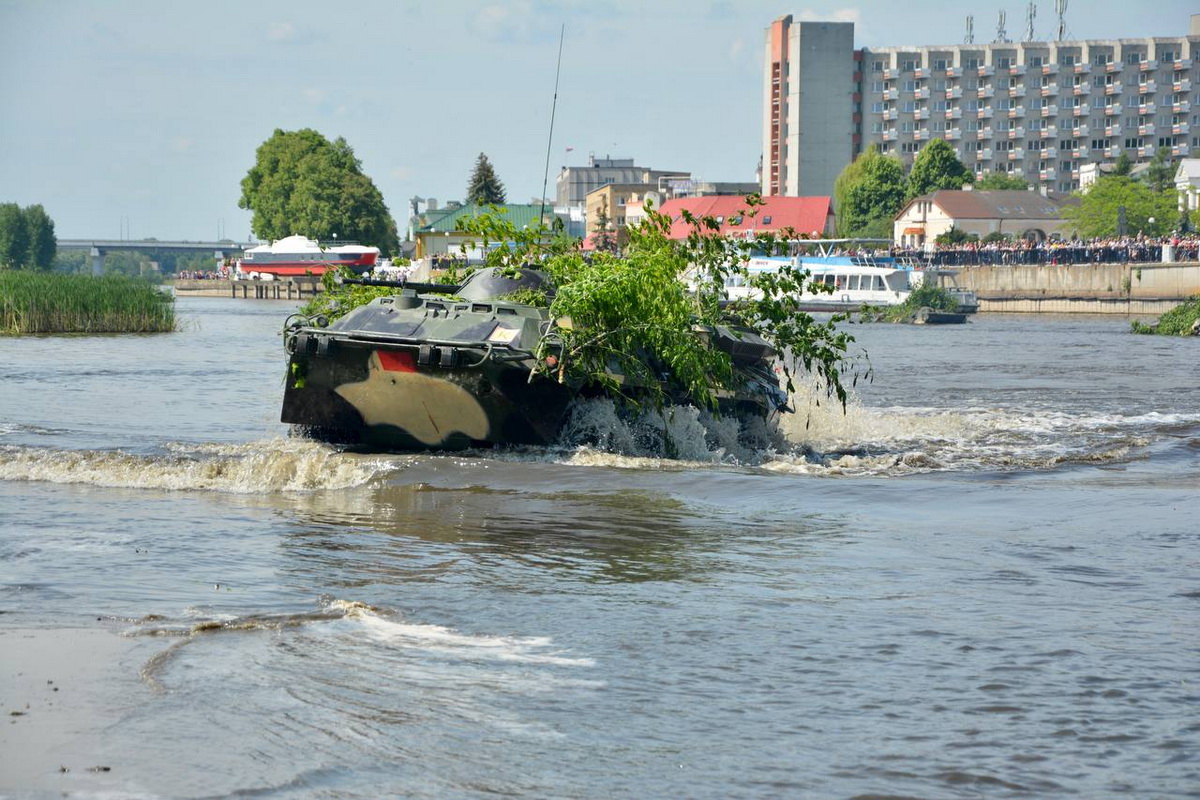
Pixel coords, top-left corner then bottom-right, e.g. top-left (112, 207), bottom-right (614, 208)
top-left (237, 235), bottom-right (380, 279)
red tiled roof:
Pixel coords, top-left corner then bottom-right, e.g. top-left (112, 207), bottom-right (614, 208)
top-left (901, 189), bottom-right (1076, 221)
top-left (656, 195), bottom-right (833, 240)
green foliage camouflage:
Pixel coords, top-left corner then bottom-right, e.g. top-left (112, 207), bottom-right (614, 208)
top-left (239, 129), bottom-right (400, 255)
top-left (1130, 296), bottom-right (1200, 336)
top-left (0, 272), bottom-right (175, 334)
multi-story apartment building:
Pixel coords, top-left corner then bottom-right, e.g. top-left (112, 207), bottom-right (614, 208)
top-left (555, 155), bottom-right (689, 207)
top-left (762, 18), bottom-right (856, 198)
top-left (764, 14), bottom-right (1200, 196)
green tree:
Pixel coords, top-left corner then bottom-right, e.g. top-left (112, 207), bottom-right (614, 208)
top-left (906, 138), bottom-right (973, 200)
top-left (591, 206), bottom-right (617, 252)
top-left (239, 128), bottom-right (400, 255)
top-left (1143, 146), bottom-right (1175, 194)
top-left (0, 203), bottom-right (30, 270)
top-left (53, 249), bottom-right (89, 274)
top-left (1061, 175), bottom-right (1176, 238)
top-left (833, 146), bottom-right (907, 238)
top-left (974, 172), bottom-right (1030, 190)
top-left (935, 227), bottom-right (977, 245)
top-left (1111, 151), bottom-right (1133, 176)
top-left (466, 153), bottom-right (507, 205)
top-left (102, 251), bottom-right (155, 278)
top-left (22, 204), bottom-right (56, 271)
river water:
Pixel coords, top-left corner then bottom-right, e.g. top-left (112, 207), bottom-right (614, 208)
top-left (1, 297), bottom-right (1197, 798)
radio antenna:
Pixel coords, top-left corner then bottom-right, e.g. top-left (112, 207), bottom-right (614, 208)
top-left (539, 24), bottom-right (566, 226)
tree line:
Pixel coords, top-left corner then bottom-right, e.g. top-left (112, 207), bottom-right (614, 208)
top-left (833, 139), bottom-right (1194, 241)
top-left (0, 203), bottom-right (56, 270)
top-left (3, 131), bottom-right (508, 276)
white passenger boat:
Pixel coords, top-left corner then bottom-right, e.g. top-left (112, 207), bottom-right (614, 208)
top-left (236, 235), bottom-right (380, 280)
top-left (722, 241), bottom-right (977, 313)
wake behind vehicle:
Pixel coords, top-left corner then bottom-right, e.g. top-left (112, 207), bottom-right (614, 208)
top-left (280, 269), bottom-right (791, 451)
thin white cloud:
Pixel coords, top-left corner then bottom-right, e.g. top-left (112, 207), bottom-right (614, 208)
top-left (171, 136), bottom-right (194, 153)
top-left (268, 22), bottom-right (296, 42)
top-left (795, 8), bottom-right (863, 24)
top-left (470, 2), bottom-right (559, 44)
top-left (302, 88), bottom-right (326, 103)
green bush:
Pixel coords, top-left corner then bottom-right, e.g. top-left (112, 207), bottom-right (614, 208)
top-left (1131, 295), bottom-right (1200, 336)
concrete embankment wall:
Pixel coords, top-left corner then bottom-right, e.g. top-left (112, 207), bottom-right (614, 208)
top-left (951, 262), bottom-right (1200, 314)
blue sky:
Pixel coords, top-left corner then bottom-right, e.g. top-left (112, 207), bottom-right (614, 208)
top-left (1, 0), bottom-right (1195, 241)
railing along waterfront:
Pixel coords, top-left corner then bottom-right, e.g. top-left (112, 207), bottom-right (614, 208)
top-left (896, 239), bottom-right (1200, 268)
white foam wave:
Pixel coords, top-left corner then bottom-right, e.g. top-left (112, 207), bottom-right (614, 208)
top-left (491, 385), bottom-right (1199, 476)
top-left (0, 438), bottom-right (394, 493)
top-left (352, 608), bottom-right (594, 668)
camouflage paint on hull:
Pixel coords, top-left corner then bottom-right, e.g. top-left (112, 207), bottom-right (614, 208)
top-left (281, 339), bottom-right (575, 451)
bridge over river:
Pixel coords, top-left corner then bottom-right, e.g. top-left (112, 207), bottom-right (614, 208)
top-left (57, 239), bottom-right (255, 275)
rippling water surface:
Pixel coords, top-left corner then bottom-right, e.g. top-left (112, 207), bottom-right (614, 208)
top-left (1, 298), bottom-right (1197, 798)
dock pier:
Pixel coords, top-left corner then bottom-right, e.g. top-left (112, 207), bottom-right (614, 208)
top-left (173, 278), bottom-right (322, 300)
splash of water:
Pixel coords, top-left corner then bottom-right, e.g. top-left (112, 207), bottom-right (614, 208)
top-left (0, 438), bottom-right (393, 493)
top-left (556, 398), bottom-right (778, 465)
top-left (537, 380), bottom-right (1182, 476)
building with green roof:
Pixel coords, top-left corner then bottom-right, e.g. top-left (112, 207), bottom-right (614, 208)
top-left (414, 203), bottom-right (562, 258)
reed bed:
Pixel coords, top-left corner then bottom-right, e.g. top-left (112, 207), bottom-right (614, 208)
top-left (0, 272), bottom-right (176, 334)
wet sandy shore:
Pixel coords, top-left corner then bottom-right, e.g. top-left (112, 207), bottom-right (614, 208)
top-left (0, 626), bottom-right (157, 795)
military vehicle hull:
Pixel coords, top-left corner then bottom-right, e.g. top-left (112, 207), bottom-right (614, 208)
top-left (281, 270), bottom-right (789, 452)
top-left (282, 334), bottom-right (576, 451)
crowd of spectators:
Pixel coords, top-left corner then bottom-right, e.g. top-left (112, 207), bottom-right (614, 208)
top-left (176, 264), bottom-right (231, 280)
top-left (889, 235), bottom-right (1200, 268)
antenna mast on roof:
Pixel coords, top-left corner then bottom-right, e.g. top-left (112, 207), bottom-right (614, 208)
top-left (1025, 2), bottom-right (1037, 42)
top-left (965, 15), bottom-right (974, 44)
top-left (995, 10), bottom-right (1009, 43)
top-left (1055, 0), bottom-right (1068, 40)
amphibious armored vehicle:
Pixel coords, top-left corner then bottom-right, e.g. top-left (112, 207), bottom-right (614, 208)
top-left (281, 268), bottom-right (790, 451)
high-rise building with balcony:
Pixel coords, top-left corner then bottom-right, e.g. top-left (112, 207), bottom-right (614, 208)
top-left (763, 14), bottom-right (1200, 196)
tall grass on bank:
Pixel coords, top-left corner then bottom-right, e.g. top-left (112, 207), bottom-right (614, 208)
top-left (0, 272), bottom-right (176, 334)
